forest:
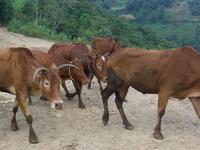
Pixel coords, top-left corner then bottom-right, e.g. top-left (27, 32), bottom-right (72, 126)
top-left (0, 0), bottom-right (199, 50)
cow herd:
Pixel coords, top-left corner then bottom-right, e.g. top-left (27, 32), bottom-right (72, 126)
top-left (0, 37), bottom-right (200, 144)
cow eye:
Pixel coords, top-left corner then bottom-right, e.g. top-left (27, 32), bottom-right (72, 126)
top-left (44, 81), bottom-right (50, 87)
top-left (97, 63), bottom-right (102, 69)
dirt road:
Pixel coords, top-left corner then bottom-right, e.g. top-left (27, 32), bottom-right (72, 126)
top-left (0, 28), bottom-right (200, 150)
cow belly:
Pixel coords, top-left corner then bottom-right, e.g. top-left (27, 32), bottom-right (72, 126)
top-left (130, 81), bottom-right (158, 94)
top-left (0, 86), bottom-right (13, 94)
top-left (187, 91), bottom-right (200, 98)
top-left (173, 89), bottom-right (200, 99)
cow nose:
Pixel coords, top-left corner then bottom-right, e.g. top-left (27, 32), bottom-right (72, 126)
top-left (52, 100), bottom-right (63, 110)
top-left (55, 103), bottom-right (63, 110)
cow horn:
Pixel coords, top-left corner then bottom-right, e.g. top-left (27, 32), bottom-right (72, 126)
top-left (33, 67), bottom-right (49, 81)
top-left (58, 64), bottom-right (79, 70)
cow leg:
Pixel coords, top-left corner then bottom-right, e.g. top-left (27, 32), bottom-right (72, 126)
top-left (189, 97), bottom-right (200, 118)
top-left (101, 68), bottom-right (123, 125)
top-left (28, 95), bottom-right (33, 106)
top-left (73, 81), bottom-right (85, 109)
top-left (101, 85), bottom-right (115, 125)
top-left (11, 100), bottom-right (19, 131)
top-left (16, 92), bottom-right (39, 144)
top-left (115, 85), bottom-right (133, 130)
top-left (87, 73), bottom-right (94, 89)
top-left (153, 91), bottom-right (170, 140)
top-left (97, 79), bottom-right (103, 91)
top-left (61, 81), bottom-right (76, 100)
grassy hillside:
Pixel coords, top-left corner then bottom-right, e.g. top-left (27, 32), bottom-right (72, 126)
top-left (114, 0), bottom-right (200, 50)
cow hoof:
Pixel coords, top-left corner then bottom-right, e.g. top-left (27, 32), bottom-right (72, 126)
top-left (11, 119), bottom-right (19, 131)
top-left (79, 104), bottom-right (85, 109)
top-left (67, 97), bottom-right (72, 101)
top-left (28, 102), bottom-right (33, 106)
top-left (102, 114), bottom-right (109, 125)
top-left (11, 124), bottom-right (19, 131)
top-left (40, 96), bottom-right (48, 101)
top-left (29, 137), bottom-right (39, 144)
top-left (153, 132), bottom-right (164, 140)
top-left (125, 124), bottom-right (133, 130)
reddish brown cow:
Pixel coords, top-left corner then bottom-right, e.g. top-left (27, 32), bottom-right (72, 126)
top-left (48, 43), bottom-right (107, 92)
top-left (0, 47), bottom-right (63, 143)
top-left (92, 37), bottom-right (121, 56)
top-left (101, 46), bottom-right (200, 140)
top-left (31, 50), bottom-right (88, 108)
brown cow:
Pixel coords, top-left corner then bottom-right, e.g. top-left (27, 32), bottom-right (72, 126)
top-left (92, 37), bottom-right (121, 56)
top-left (48, 43), bottom-right (107, 92)
top-left (31, 50), bottom-right (88, 108)
top-left (0, 47), bottom-right (63, 143)
top-left (101, 46), bottom-right (200, 140)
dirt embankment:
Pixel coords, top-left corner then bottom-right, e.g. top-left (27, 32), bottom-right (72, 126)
top-left (0, 28), bottom-right (200, 150)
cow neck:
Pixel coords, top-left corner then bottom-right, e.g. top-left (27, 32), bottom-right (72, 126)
top-left (87, 61), bottom-right (92, 74)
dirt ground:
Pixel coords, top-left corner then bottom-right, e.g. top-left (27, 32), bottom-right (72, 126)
top-left (0, 28), bottom-right (200, 150)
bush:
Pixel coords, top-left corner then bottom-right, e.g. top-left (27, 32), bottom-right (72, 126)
top-left (0, 0), bottom-right (13, 24)
top-left (8, 19), bottom-right (69, 41)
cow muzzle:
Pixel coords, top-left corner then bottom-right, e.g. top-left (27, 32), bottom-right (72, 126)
top-left (50, 100), bottom-right (64, 110)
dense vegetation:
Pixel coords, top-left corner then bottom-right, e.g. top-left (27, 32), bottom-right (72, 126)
top-left (0, 0), bottom-right (199, 50)
top-left (0, 0), bottom-right (13, 24)
top-left (93, 0), bottom-right (200, 51)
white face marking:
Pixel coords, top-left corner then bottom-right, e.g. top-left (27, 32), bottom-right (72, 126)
top-left (101, 56), bottom-right (106, 61)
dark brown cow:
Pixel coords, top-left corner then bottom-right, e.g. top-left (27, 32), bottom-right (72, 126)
top-left (92, 37), bottom-right (121, 56)
top-left (48, 43), bottom-right (107, 91)
top-left (101, 46), bottom-right (200, 140)
top-left (31, 50), bottom-right (88, 108)
top-left (0, 47), bottom-right (63, 143)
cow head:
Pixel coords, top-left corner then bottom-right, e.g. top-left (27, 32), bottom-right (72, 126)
top-left (58, 58), bottom-right (89, 85)
top-left (33, 63), bottom-right (63, 109)
top-left (87, 53), bottom-right (107, 82)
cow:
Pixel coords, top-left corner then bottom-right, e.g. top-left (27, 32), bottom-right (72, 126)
top-left (0, 47), bottom-right (63, 143)
top-left (31, 50), bottom-right (88, 108)
top-left (101, 46), bottom-right (200, 140)
top-left (91, 37), bottom-right (121, 56)
top-left (48, 43), bottom-right (107, 97)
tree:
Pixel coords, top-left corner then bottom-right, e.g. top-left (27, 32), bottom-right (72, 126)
top-left (0, 0), bottom-right (13, 24)
top-left (189, 0), bottom-right (200, 16)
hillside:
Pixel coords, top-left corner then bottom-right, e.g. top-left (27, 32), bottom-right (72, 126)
top-left (0, 28), bottom-right (200, 150)
top-left (1, 0), bottom-right (199, 50)
top-left (95, 0), bottom-right (200, 22)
